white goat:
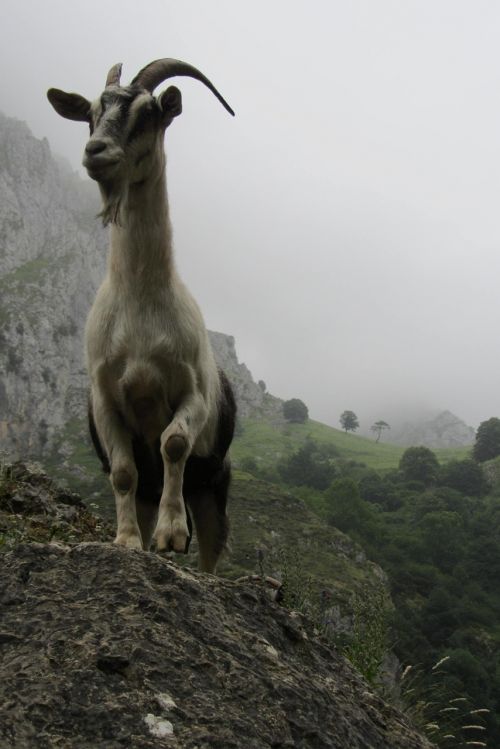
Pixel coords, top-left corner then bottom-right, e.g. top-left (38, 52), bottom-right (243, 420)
top-left (47, 59), bottom-right (236, 573)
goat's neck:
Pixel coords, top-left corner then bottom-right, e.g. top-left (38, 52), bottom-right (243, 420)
top-left (108, 169), bottom-right (175, 292)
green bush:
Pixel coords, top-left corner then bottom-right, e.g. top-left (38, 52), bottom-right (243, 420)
top-left (399, 446), bottom-right (439, 485)
top-left (440, 458), bottom-right (489, 496)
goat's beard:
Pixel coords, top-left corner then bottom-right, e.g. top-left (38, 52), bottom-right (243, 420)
top-left (98, 180), bottom-right (127, 227)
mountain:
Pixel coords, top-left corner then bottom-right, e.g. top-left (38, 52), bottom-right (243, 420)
top-left (0, 112), bottom-right (282, 461)
top-left (388, 409), bottom-right (475, 449)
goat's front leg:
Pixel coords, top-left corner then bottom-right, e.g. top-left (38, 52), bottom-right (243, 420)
top-left (91, 389), bottom-right (142, 550)
top-left (154, 387), bottom-right (208, 553)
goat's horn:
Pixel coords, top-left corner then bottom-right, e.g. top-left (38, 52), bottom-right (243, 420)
top-left (131, 58), bottom-right (234, 116)
top-left (105, 63), bottom-right (122, 87)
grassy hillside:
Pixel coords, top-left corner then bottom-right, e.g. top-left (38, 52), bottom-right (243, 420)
top-left (218, 470), bottom-right (381, 596)
top-left (232, 418), bottom-right (470, 473)
top-left (46, 414), bottom-right (471, 509)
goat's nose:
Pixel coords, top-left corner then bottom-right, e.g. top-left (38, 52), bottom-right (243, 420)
top-left (85, 139), bottom-right (107, 156)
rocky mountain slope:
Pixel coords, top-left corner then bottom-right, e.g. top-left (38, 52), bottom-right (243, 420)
top-left (0, 466), bottom-right (431, 749)
top-left (208, 331), bottom-right (282, 420)
top-left (0, 112), bottom-right (281, 461)
top-left (0, 112), bottom-right (107, 457)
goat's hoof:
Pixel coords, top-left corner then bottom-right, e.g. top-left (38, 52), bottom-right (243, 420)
top-left (154, 518), bottom-right (189, 554)
top-left (164, 435), bottom-right (187, 463)
top-left (114, 533), bottom-right (143, 550)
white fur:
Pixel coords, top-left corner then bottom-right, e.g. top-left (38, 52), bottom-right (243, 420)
top-left (84, 91), bottom-right (220, 554)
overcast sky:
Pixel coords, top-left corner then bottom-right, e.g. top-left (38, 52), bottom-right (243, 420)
top-left (1, 0), bottom-right (500, 430)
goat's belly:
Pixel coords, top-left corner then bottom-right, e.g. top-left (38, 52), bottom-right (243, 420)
top-left (116, 360), bottom-right (171, 441)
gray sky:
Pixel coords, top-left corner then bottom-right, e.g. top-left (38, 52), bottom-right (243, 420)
top-left (2, 0), bottom-right (500, 430)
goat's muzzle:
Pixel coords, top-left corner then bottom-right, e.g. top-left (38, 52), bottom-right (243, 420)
top-left (83, 138), bottom-right (123, 181)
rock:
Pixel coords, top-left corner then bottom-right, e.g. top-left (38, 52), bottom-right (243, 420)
top-left (209, 331), bottom-right (284, 420)
top-left (0, 461), bottom-right (113, 547)
top-left (0, 112), bottom-right (108, 458)
top-left (0, 541), bottom-right (432, 749)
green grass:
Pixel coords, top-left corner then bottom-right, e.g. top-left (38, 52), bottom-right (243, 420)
top-left (232, 418), bottom-right (470, 473)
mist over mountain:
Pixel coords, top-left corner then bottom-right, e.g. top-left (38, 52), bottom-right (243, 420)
top-left (386, 409), bottom-right (475, 449)
top-left (0, 111), bottom-right (484, 459)
top-left (359, 406), bottom-right (476, 449)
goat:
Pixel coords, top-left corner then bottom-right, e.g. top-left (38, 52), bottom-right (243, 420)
top-left (47, 59), bottom-right (236, 573)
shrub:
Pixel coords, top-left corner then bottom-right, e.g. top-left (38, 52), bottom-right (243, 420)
top-left (473, 417), bottom-right (500, 463)
top-left (283, 398), bottom-right (309, 423)
top-left (440, 458), bottom-right (488, 496)
top-left (399, 446), bottom-right (439, 485)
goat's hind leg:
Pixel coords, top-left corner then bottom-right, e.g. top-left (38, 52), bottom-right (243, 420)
top-left (185, 458), bottom-right (231, 573)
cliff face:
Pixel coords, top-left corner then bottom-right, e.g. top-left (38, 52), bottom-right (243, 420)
top-left (0, 113), bottom-right (280, 460)
top-left (0, 112), bottom-right (108, 457)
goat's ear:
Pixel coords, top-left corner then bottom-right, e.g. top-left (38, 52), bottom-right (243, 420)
top-left (158, 86), bottom-right (182, 125)
top-left (47, 88), bottom-right (91, 122)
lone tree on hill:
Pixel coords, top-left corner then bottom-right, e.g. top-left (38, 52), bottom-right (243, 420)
top-left (340, 410), bottom-right (359, 433)
top-left (370, 421), bottom-right (390, 443)
top-left (283, 398), bottom-right (309, 424)
top-left (473, 417), bottom-right (500, 463)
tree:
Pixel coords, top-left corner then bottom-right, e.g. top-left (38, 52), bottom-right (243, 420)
top-left (399, 446), bottom-right (439, 485)
top-left (440, 458), bottom-right (488, 496)
top-left (283, 398), bottom-right (308, 424)
top-left (340, 410), bottom-right (359, 433)
top-left (420, 510), bottom-right (465, 571)
top-left (278, 439), bottom-right (337, 490)
top-left (370, 420), bottom-right (390, 443)
top-left (326, 477), bottom-right (369, 533)
top-left (473, 417), bottom-right (500, 462)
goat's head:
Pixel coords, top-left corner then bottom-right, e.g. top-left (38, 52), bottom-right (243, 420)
top-left (47, 59), bottom-right (234, 224)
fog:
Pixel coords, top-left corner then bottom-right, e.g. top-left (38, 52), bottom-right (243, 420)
top-left (2, 0), bottom-right (500, 430)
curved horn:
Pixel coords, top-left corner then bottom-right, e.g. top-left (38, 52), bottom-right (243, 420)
top-left (131, 58), bottom-right (234, 116)
top-left (105, 62), bottom-right (122, 88)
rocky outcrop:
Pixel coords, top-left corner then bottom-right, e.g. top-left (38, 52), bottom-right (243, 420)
top-left (0, 538), bottom-right (432, 748)
top-left (0, 463), bottom-right (427, 748)
top-left (0, 461), bottom-right (113, 547)
top-left (209, 331), bottom-right (283, 420)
